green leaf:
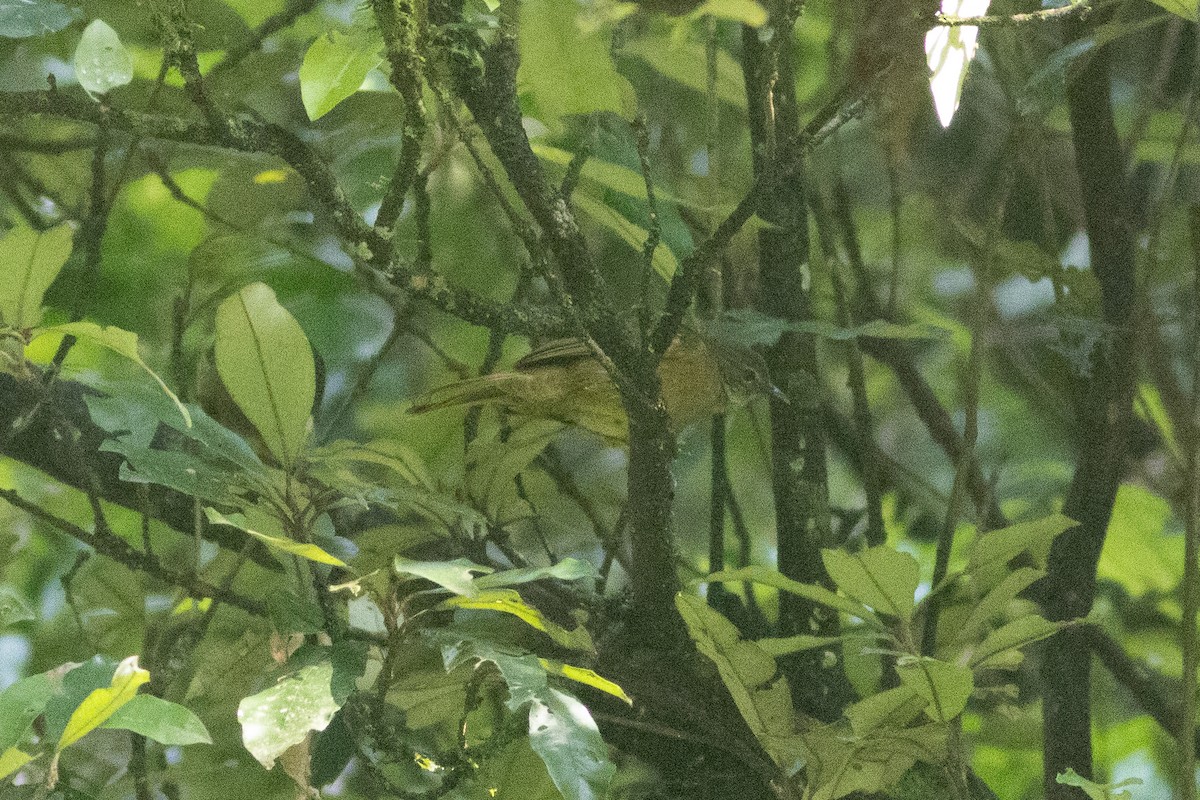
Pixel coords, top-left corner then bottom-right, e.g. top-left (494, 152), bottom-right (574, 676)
top-left (532, 144), bottom-right (685, 206)
top-left (238, 661), bottom-right (341, 769)
top-left (444, 589), bottom-right (596, 652)
top-left (621, 36), bottom-right (746, 108)
top-left (474, 558), bottom-right (599, 590)
top-left (924, 1), bottom-right (991, 127)
top-left (73, 19), bottom-right (134, 100)
top-left (101, 694), bottom-right (212, 745)
top-left (967, 614), bottom-right (1065, 671)
top-left (299, 27), bottom-right (384, 120)
top-left (966, 513), bottom-right (1075, 579)
top-left (571, 192), bottom-right (679, 281)
top-left (537, 658), bottom-right (632, 705)
top-left (0, 669), bottom-right (65, 751)
top-left (822, 546), bottom-right (920, 622)
top-left (528, 688), bottom-right (616, 800)
top-left (0, 0), bottom-right (77, 38)
top-left (0, 747), bottom-right (33, 781)
top-left (676, 593), bottom-right (805, 771)
top-left (394, 556), bottom-right (492, 596)
top-left (0, 222), bottom-right (72, 329)
top-left (894, 656), bottom-right (973, 722)
top-left (701, 565), bottom-right (878, 623)
top-left (519, 0), bottom-right (635, 124)
top-left (214, 282), bottom-right (315, 469)
top-left (1056, 768), bottom-right (1143, 800)
top-left (952, 566), bottom-right (1043, 646)
top-left (36, 322), bottom-right (191, 428)
top-left (1145, 0), bottom-right (1197, 21)
top-left (0, 585), bottom-right (34, 628)
top-left (268, 589), bottom-right (326, 634)
top-left (205, 508), bottom-right (348, 568)
top-left (844, 685), bottom-right (926, 737)
top-left (754, 634), bottom-right (843, 658)
top-left (465, 420), bottom-right (564, 523)
top-left (444, 739), bottom-right (562, 800)
top-left (57, 656), bottom-right (149, 751)
top-left (1097, 484), bottom-right (1181, 597)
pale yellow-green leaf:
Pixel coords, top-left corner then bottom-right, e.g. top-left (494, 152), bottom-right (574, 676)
top-left (571, 193), bottom-right (679, 281)
top-left (57, 656), bottom-right (149, 751)
top-left (0, 222), bottom-right (72, 329)
top-left (442, 589), bottom-right (595, 652)
top-left (0, 747), bottom-right (33, 780)
top-left (1145, 0), bottom-right (1198, 21)
top-left (538, 658), bottom-right (632, 705)
top-left (73, 19), bottom-right (133, 101)
top-left (205, 508), bottom-right (347, 568)
top-left (33, 322), bottom-right (191, 427)
top-left (214, 282), bottom-right (315, 469)
top-left (299, 28), bottom-right (384, 120)
top-left (687, 0), bottom-right (766, 26)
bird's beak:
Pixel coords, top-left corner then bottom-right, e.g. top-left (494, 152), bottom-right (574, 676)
top-left (769, 384), bottom-right (790, 404)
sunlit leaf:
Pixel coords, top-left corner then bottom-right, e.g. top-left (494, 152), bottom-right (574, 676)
top-left (0, 222), bottom-right (72, 329)
top-left (214, 282), bottom-right (315, 469)
top-left (687, 0), bottom-right (766, 25)
top-left (206, 508), bottom-right (347, 568)
top-left (35, 322), bottom-right (191, 427)
top-left (443, 589), bottom-right (595, 652)
top-left (538, 658), bottom-right (632, 705)
top-left (299, 27), bottom-right (384, 120)
top-left (238, 661), bottom-right (340, 769)
top-left (528, 688), bottom-right (616, 800)
top-left (73, 19), bottom-right (134, 100)
top-left (0, 747), bottom-right (33, 780)
top-left (925, 1), bottom-right (991, 127)
top-left (57, 656), bottom-right (149, 751)
top-left (1145, 0), bottom-right (1197, 21)
top-left (1056, 768), bottom-right (1143, 800)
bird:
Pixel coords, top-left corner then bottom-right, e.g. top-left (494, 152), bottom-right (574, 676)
top-left (408, 334), bottom-right (776, 443)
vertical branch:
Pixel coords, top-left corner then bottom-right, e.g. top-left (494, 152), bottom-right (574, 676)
top-left (741, 6), bottom-right (843, 719)
top-left (1038, 13), bottom-right (1138, 797)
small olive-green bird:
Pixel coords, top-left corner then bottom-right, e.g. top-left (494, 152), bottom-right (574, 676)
top-left (408, 334), bottom-right (775, 442)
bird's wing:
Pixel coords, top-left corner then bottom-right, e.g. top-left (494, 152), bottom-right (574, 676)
top-left (513, 338), bottom-right (595, 370)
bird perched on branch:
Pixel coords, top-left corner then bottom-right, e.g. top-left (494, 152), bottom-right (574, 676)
top-left (409, 334), bottom-right (776, 442)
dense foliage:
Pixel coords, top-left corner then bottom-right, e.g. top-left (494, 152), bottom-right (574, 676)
top-left (1, 0), bottom-right (1198, 798)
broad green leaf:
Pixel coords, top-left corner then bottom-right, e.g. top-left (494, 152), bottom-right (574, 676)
top-left (394, 556), bottom-right (493, 596)
top-left (1146, 0), bottom-right (1198, 21)
top-left (533, 144), bottom-right (685, 206)
top-left (214, 282), bottom-right (315, 469)
top-left (238, 661), bottom-right (340, 769)
top-left (57, 656), bottom-right (149, 751)
top-left (101, 694), bottom-right (212, 745)
top-left (0, 222), bottom-right (72, 328)
top-left (205, 508), bottom-right (347, 568)
top-left (968, 614), bottom-right (1065, 671)
top-left (1056, 768), bottom-right (1143, 800)
top-left (475, 558), bottom-right (600, 590)
top-left (755, 634), bottom-right (843, 658)
top-left (967, 513), bottom-right (1075, 578)
top-left (444, 589), bottom-right (596, 652)
top-left (36, 322), bottom-right (191, 427)
top-left (894, 656), bottom-right (973, 722)
top-left (701, 566), bottom-right (878, 622)
top-left (804, 721), bottom-right (947, 800)
top-left (268, 589), bottom-right (326, 634)
top-left (528, 688), bottom-right (616, 800)
top-left (0, 747), bottom-right (33, 780)
top-left (844, 685), bottom-right (926, 737)
top-left (925, 1), bottom-right (991, 127)
top-left (0, 0), bottom-right (77, 38)
top-left (519, 0), bottom-right (635, 123)
top-left (466, 420), bottom-right (564, 523)
top-left (0, 585), bottom-right (34, 628)
top-left (1097, 484), bottom-right (1181, 597)
top-left (822, 546), bottom-right (920, 622)
top-left (73, 19), bottom-right (134, 100)
top-left (0, 670), bottom-right (65, 750)
top-left (953, 567), bottom-right (1043, 646)
top-left (538, 659), bottom-right (632, 705)
top-left (444, 739), bottom-right (562, 800)
top-left (572, 193), bottom-right (679, 281)
top-left (299, 28), bottom-right (384, 120)
top-left (676, 593), bottom-right (805, 771)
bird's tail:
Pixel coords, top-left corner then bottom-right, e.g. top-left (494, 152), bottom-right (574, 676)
top-left (408, 373), bottom-right (519, 414)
